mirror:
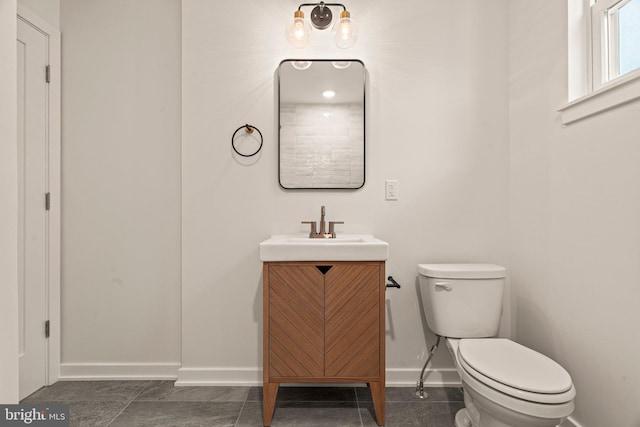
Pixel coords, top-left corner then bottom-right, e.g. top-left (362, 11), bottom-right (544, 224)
top-left (278, 59), bottom-right (365, 189)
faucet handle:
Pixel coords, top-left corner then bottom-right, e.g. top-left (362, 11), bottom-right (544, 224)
top-left (301, 221), bottom-right (317, 237)
top-left (328, 221), bottom-right (344, 238)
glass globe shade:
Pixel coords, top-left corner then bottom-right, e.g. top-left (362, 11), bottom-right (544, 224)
top-left (332, 11), bottom-right (358, 49)
top-left (285, 12), bottom-right (311, 49)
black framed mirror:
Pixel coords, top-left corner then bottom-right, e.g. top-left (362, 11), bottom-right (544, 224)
top-left (278, 59), bottom-right (365, 189)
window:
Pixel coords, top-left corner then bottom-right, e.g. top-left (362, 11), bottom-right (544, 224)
top-left (559, 0), bottom-right (640, 124)
top-left (592, 0), bottom-right (640, 88)
top-left (618, 0), bottom-right (640, 75)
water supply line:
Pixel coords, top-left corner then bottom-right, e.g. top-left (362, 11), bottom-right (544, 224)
top-left (416, 334), bottom-right (442, 399)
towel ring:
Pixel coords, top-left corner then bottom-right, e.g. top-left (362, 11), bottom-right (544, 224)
top-left (232, 124), bottom-right (263, 157)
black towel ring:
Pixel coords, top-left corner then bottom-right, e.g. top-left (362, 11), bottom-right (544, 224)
top-left (232, 124), bottom-right (263, 157)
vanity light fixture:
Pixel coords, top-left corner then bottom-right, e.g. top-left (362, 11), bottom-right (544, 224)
top-left (285, 2), bottom-right (358, 49)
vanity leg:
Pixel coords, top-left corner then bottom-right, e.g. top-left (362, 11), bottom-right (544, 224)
top-left (262, 382), bottom-right (279, 427)
top-left (369, 381), bottom-right (385, 426)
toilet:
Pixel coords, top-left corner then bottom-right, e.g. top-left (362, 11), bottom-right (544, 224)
top-left (418, 264), bottom-right (575, 427)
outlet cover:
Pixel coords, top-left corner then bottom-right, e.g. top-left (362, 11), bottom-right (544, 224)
top-left (385, 179), bottom-right (399, 201)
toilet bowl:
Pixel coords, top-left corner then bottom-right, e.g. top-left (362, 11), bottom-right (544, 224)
top-left (447, 338), bottom-right (575, 427)
top-left (418, 264), bottom-right (575, 427)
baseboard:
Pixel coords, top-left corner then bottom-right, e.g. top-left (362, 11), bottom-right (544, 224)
top-left (59, 363), bottom-right (180, 380)
top-left (175, 367), bottom-right (261, 386)
top-left (175, 367), bottom-right (460, 387)
top-left (386, 368), bottom-right (461, 387)
top-left (58, 364), bottom-right (459, 387)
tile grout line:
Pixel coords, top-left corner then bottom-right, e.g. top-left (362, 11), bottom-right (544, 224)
top-left (233, 387), bottom-right (251, 427)
top-left (105, 381), bottom-right (153, 427)
top-left (353, 386), bottom-right (365, 427)
top-left (104, 401), bottom-right (132, 427)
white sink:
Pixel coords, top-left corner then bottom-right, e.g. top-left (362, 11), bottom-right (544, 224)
top-left (259, 235), bottom-right (389, 262)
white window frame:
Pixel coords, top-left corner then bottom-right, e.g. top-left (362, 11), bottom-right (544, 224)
top-left (560, 0), bottom-right (640, 124)
top-left (591, 0), bottom-right (637, 88)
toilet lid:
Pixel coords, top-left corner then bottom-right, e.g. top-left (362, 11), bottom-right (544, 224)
top-left (418, 263), bottom-right (506, 279)
top-left (458, 339), bottom-right (573, 395)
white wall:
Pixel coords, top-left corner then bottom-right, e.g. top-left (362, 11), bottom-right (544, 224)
top-left (0, 0), bottom-right (19, 404)
top-left (17, 0), bottom-right (58, 28)
top-left (59, 0), bottom-right (182, 377)
top-left (509, 2), bottom-right (640, 426)
top-left (180, 0), bottom-right (509, 384)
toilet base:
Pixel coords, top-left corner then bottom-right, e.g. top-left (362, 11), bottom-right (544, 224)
top-left (456, 405), bottom-right (561, 427)
top-left (455, 407), bottom-right (513, 427)
top-left (455, 408), bottom-right (473, 427)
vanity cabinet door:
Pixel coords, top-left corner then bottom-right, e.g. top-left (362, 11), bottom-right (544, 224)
top-left (324, 264), bottom-right (381, 378)
top-left (267, 264), bottom-right (324, 378)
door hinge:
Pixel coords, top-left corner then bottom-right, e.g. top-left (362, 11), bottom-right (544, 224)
top-left (45, 320), bottom-right (50, 338)
top-left (45, 192), bottom-right (50, 211)
top-left (45, 65), bottom-right (50, 83)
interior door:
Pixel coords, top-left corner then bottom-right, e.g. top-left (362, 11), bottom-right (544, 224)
top-left (17, 16), bottom-right (49, 400)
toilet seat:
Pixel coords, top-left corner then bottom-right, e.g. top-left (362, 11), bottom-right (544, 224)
top-left (457, 339), bottom-right (576, 405)
top-left (461, 369), bottom-right (575, 421)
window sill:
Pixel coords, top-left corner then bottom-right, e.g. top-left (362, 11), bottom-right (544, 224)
top-left (559, 69), bottom-right (640, 125)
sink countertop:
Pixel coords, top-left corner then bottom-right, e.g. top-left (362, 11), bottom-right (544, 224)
top-left (259, 234), bottom-right (389, 262)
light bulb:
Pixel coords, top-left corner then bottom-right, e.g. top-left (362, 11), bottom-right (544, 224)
top-left (332, 10), bottom-right (358, 49)
top-left (291, 61), bottom-right (312, 70)
top-left (331, 61), bottom-right (352, 70)
top-left (285, 10), bottom-right (311, 49)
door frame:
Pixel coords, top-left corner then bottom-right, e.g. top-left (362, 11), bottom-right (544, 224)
top-left (17, 4), bottom-right (60, 387)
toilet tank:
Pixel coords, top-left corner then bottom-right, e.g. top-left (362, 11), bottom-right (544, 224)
top-left (418, 264), bottom-right (506, 338)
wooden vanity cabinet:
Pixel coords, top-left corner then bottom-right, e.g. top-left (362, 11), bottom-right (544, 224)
top-left (262, 261), bottom-right (386, 427)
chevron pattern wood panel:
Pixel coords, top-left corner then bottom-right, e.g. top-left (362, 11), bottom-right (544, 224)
top-left (268, 264), bottom-right (324, 377)
top-left (324, 264), bottom-right (380, 377)
top-left (263, 261), bottom-right (386, 426)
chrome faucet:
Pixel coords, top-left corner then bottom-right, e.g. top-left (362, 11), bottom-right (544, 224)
top-left (302, 206), bottom-right (344, 238)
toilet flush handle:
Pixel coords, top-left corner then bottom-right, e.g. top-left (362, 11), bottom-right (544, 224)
top-left (435, 282), bottom-right (452, 291)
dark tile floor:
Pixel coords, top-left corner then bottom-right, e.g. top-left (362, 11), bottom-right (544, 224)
top-left (22, 381), bottom-right (464, 427)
